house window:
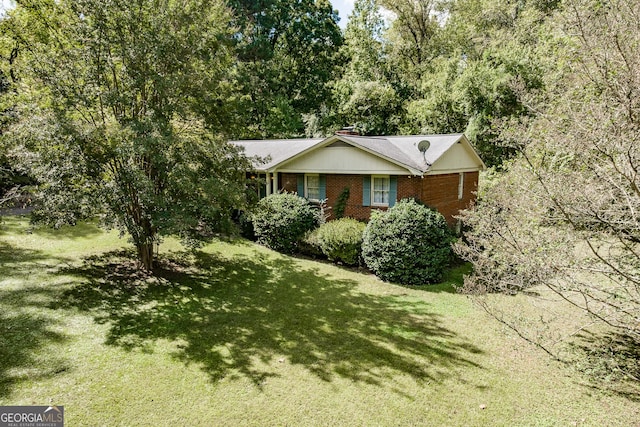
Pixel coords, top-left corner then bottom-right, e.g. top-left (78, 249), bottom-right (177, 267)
top-left (372, 176), bottom-right (390, 206)
top-left (306, 174), bottom-right (320, 201)
top-left (458, 172), bottom-right (464, 200)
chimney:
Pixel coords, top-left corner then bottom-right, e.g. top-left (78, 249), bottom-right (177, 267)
top-left (335, 126), bottom-right (360, 136)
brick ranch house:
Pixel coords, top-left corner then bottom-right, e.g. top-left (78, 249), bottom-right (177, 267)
top-left (232, 133), bottom-right (485, 226)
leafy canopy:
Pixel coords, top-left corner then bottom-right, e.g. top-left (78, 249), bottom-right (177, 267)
top-left (4, 0), bottom-right (252, 270)
top-left (456, 0), bottom-right (640, 349)
top-left (230, 0), bottom-right (343, 139)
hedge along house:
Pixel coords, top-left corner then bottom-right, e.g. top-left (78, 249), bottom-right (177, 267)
top-left (232, 133), bottom-right (485, 226)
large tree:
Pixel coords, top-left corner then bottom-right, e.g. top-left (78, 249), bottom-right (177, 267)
top-left (0, 16), bottom-right (23, 207)
top-left (229, 0), bottom-right (343, 139)
top-left (4, 0), bottom-right (253, 270)
top-left (456, 0), bottom-right (640, 347)
top-left (381, 0), bottom-right (444, 79)
top-left (328, 0), bottom-right (405, 135)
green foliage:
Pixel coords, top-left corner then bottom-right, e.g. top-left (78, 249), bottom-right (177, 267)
top-left (4, 0), bottom-right (252, 269)
top-left (362, 199), bottom-right (453, 285)
top-left (381, 0), bottom-right (443, 77)
top-left (306, 218), bottom-right (365, 266)
top-left (236, 210), bottom-right (257, 241)
top-left (251, 193), bottom-right (320, 254)
top-left (403, 57), bottom-right (468, 135)
top-left (456, 0), bottom-right (640, 348)
top-left (326, 0), bottom-right (405, 136)
top-left (0, 23), bottom-right (22, 207)
top-left (339, 80), bottom-right (404, 135)
top-left (298, 228), bottom-right (325, 258)
top-left (403, 40), bottom-right (547, 166)
top-left (333, 186), bottom-right (351, 219)
top-left (342, 0), bottom-right (386, 81)
top-left (230, 0), bottom-right (343, 139)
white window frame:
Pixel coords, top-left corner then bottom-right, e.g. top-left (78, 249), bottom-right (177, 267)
top-left (458, 172), bottom-right (464, 200)
top-left (371, 175), bottom-right (390, 207)
top-left (305, 174), bottom-right (320, 201)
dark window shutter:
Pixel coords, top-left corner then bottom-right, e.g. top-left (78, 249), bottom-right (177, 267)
top-left (362, 176), bottom-right (371, 207)
top-left (297, 175), bottom-right (304, 197)
top-left (389, 176), bottom-right (398, 207)
top-left (319, 175), bottom-right (326, 199)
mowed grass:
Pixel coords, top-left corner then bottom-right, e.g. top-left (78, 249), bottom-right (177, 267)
top-left (0, 216), bottom-right (638, 426)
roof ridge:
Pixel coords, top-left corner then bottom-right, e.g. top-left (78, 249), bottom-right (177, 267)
top-left (340, 135), bottom-right (389, 141)
top-left (231, 138), bottom-right (323, 143)
top-left (383, 133), bottom-right (464, 138)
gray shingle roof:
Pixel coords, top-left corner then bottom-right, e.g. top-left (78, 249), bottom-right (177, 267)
top-left (231, 133), bottom-right (478, 175)
top-left (232, 138), bottom-right (324, 170)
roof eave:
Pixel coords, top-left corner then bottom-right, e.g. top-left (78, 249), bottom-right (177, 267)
top-left (458, 134), bottom-right (487, 170)
top-left (264, 138), bottom-right (333, 171)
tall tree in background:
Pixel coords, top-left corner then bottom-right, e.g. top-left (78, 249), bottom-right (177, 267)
top-left (0, 16), bottom-right (22, 207)
top-left (381, 0), bottom-right (444, 80)
top-left (331, 0), bottom-right (403, 135)
top-left (229, 0), bottom-right (343, 139)
top-left (341, 0), bottom-right (386, 82)
top-left (393, 0), bottom-right (552, 166)
top-left (457, 0), bottom-right (640, 348)
top-left (4, 0), bottom-right (253, 270)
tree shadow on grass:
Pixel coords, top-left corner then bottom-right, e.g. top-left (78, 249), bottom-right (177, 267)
top-left (0, 308), bottom-right (68, 399)
top-left (569, 331), bottom-right (640, 402)
top-left (0, 243), bottom-right (70, 399)
top-left (0, 240), bottom-right (70, 279)
top-left (54, 248), bottom-right (484, 391)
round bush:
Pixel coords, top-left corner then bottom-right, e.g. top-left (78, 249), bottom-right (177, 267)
top-left (307, 218), bottom-right (365, 266)
top-left (362, 199), bottom-right (453, 285)
top-left (251, 193), bottom-right (320, 253)
top-left (298, 228), bottom-right (325, 258)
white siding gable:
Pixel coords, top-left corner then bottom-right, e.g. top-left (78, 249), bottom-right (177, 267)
top-left (278, 145), bottom-right (410, 175)
top-left (429, 141), bottom-right (484, 174)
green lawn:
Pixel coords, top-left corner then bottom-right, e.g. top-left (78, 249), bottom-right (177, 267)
top-left (0, 215), bottom-right (638, 426)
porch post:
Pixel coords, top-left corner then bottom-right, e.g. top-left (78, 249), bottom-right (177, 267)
top-left (266, 172), bottom-right (272, 196)
top-left (273, 171), bottom-right (279, 194)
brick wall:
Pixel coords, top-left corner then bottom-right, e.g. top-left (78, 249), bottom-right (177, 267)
top-left (397, 176), bottom-right (423, 200)
top-left (326, 174), bottom-right (383, 220)
top-left (421, 172), bottom-right (478, 225)
top-left (274, 171), bottom-right (479, 225)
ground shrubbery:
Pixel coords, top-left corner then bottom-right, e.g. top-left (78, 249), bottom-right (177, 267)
top-left (304, 218), bottom-right (365, 266)
top-left (251, 193), bottom-right (320, 254)
top-left (362, 199), bottom-right (453, 285)
top-left (250, 196), bottom-right (453, 285)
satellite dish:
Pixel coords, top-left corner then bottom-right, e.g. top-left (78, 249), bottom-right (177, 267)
top-left (417, 140), bottom-right (431, 153)
top-left (417, 140), bottom-right (431, 165)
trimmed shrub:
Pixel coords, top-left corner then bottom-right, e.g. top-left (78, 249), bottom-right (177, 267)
top-left (307, 218), bottom-right (365, 266)
top-left (299, 228), bottom-right (325, 258)
top-left (362, 199), bottom-right (453, 285)
top-left (251, 193), bottom-right (320, 253)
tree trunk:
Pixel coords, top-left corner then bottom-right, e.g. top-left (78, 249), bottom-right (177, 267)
top-left (136, 242), bottom-right (154, 271)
